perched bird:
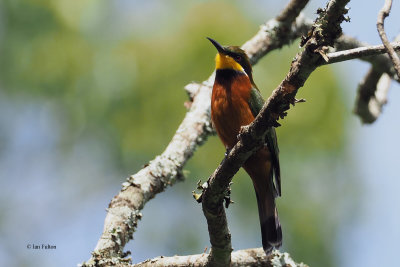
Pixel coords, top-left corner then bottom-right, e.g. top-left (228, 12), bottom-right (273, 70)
top-left (207, 37), bottom-right (282, 254)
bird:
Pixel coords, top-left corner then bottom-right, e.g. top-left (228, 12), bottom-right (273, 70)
top-left (207, 37), bottom-right (282, 255)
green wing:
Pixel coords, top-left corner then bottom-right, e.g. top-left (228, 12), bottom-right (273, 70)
top-left (249, 87), bottom-right (281, 197)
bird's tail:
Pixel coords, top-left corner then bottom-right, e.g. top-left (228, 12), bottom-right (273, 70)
top-left (254, 189), bottom-right (282, 255)
top-left (243, 148), bottom-right (282, 255)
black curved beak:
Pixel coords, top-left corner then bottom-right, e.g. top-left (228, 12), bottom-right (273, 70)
top-left (207, 37), bottom-right (225, 54)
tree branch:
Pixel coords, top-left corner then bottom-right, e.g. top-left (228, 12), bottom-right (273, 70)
top-left (82, 79), bottom-right (214, 266)
top-left (323, 41), bottom-right (400, 64)
top-left (334, 35), bottom-right (400, 82)
top-left (354, 68), bottom-right (391, 123)
top-left (242, 11), bottom-right (312, 65)
top-left (201, 0), bottom-right (350, 266)
top-left (304, 32), bottom-right (400, 123)
top-left (81, 3), bottom-right (312, 266)
top-left (353, 34), bottom-right (399, 123)
top-left (132, 248), bottom-right (307, 267)
top-left (377, 0), bottom-right (400, 78)
top-left (276, 0), bottom-right (310, 24)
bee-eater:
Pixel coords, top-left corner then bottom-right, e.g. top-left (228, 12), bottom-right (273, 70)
top-left (207, 37), bottom-right (282, 254)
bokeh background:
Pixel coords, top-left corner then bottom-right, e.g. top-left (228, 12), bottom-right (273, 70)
top-left (0, 0), bottom-right (399, 266)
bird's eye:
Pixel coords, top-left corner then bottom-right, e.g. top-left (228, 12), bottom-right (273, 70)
top-left (235, 55), bottom-right (241, 61)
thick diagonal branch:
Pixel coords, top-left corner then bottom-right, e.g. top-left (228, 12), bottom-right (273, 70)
top-left (201, 0), bottom-right (349, 266)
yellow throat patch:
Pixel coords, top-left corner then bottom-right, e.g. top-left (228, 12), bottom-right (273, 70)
top-left (215, 53), bottom-right (244, 72)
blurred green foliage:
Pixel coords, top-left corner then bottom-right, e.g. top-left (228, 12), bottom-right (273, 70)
top-left (0, 1), bottom-right (357, 266)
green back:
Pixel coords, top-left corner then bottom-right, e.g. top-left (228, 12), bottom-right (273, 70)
top-left (249, 87), bottom-right (281, 197)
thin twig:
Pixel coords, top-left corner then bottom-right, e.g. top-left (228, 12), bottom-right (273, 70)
top-left (377, 0), bottom-right (400, 77)
top-left (354, 34), bottom-right (399, 123)
top-left (324, 41), bottom-right (400, 63)
top-left (335, 35), bottom-right (400, 82)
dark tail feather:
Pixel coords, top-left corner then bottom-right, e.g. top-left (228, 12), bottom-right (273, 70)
top-left (255, 191), bottom-right (282, 255)
top-left (243, 148), bottom-right (282, 255)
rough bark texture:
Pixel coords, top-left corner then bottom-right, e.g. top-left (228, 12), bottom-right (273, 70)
top-left (83, 80), bottom-right (214, 266)
top-left (132, 249), bottom-right (307, 267)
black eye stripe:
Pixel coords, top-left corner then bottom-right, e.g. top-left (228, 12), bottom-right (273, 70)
top-left (229, 53), bottom-right (241, 61)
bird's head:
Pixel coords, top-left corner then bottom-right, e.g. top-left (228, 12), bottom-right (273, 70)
top-left (207, 37), bottom-right (253, 80)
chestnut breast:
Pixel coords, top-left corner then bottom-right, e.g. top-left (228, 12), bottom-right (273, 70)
top-left (211, 69), bottom-right (255, 149)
